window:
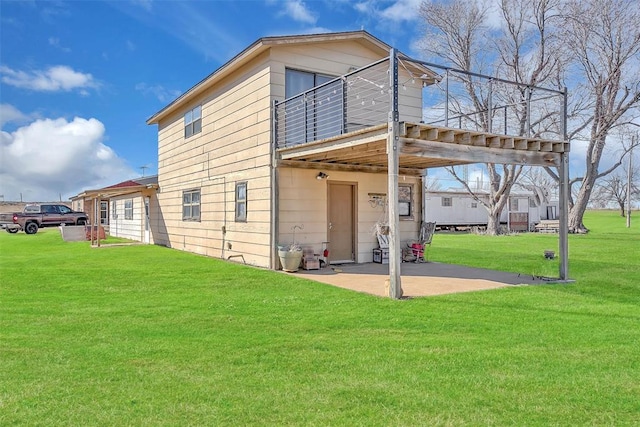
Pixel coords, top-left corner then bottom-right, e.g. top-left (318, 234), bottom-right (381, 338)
top-left (442, 197), bottom-right (452, 207)
top-left (398, 185), bottom-right (413, 219)
top-left (509, 198), bottom-right (519, 212)
top-left (112, 200), bottom-right (117, 220)
top-left (529, 198), bottom-right (537, 208)
top-left (285, 69), bottom-right (334, 98)
top-left (235, 182), bottom-right (247, 222)
top-left (184, 105), bottom-right (202, 138)
top-left (100, 201), bottom-right (108, 225)
top-left (124, 199), bottom-right (134, 220)
top-left (285, 69), bottom-right (339, 144)
top-left (182, 189), bottom-right (200, 221)
top-left (58, 205), bottom-right (72, 214)
top-left (471, 202), bottom-right (478, 208)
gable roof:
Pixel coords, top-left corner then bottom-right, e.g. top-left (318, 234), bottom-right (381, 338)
top-left (146, 31), bottom-right (396, 125)
top-left (103, 175), bottom-right (158, 190)
top-left (71, 175), bottom-right (158, 200)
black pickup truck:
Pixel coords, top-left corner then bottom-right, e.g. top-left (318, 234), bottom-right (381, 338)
top-left (5, 204), bottom-right (89, 234)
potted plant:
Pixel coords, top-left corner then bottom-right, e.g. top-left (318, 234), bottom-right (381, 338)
top-left (278, 243), bottom-right (303, 272)
top-left (278, 224), bottom-right (304, 272)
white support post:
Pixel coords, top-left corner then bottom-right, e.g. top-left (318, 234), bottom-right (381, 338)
top-left (387, 48), bottom-right (403, 299)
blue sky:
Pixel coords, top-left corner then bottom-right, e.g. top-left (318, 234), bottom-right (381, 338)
top-left (1, 0), bottom-right (429, 201)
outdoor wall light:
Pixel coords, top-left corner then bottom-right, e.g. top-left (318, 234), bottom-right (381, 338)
top-left (316, 172), bottom-right (329, 180)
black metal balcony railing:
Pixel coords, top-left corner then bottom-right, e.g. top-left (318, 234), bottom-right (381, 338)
top-left (273, 54), bottom-right (566, 149)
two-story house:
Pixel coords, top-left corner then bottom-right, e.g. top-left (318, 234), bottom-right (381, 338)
top-left (146, 31), bottom-right (570, 297)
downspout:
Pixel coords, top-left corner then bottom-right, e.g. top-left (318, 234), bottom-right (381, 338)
top-left (271, 99), bottom-right (280, 270)
top-left (422, 169), bottom-right (427, 223)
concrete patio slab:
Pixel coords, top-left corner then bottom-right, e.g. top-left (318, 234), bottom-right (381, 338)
top-left (291, 262), bottom-right (553, 298)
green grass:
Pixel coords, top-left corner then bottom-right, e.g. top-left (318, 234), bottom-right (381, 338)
top-left (1, 211), bottom-right (639, 425)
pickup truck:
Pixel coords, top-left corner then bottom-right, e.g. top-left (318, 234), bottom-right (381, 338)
top-left (9, 204), bottom-right (89, 234)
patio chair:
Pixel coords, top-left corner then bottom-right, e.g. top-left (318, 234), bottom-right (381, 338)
top-left (374, 224), bottom-right (390, 264)
top-left (411, 221), bottom-right (436, 263)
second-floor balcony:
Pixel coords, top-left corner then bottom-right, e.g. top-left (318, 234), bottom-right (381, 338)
top-left (273, 52), bottom-right (568, 174)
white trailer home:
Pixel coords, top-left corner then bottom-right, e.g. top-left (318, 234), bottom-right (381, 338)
top-left (424, 189), bottom-right (558, 231)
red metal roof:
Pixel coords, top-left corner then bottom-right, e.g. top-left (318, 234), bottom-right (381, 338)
top-left (104, 180), bottom-right (140, 189)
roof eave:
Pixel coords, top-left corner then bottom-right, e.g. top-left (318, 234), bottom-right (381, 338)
top-left (146, 31), bottom-right (393, 125)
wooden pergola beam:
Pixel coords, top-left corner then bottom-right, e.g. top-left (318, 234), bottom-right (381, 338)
top-left (400, 137), bottom-right (561, 167)
top-left (277, 159), bottom-right (422, 176)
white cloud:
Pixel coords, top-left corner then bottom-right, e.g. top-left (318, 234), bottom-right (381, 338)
top-left (0, 104), bottom-right (28, 127)
top-left (0, 114), bottom-right (136, 201)
top-left (279, 0), bottom-right (317, 24)
top-left (48, 37), bottom-right (71, 53)
top-left (354, 0), bottom-right (422, 23)
top-left (135, 83), bottom-right (182, 103)
top-left (378, 0), bottom-right (422, 22)
top-left (0, 65), bottom-right (99, 93)
top-left (468, 168), bottom-right (490, 190)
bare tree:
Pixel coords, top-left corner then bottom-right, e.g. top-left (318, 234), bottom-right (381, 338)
top-left (591, 159), bottom-right (639, 215)
top-left (551, 0), bottom-right (640, 232)
top-left (424, 175), bottom-right (443, 192)
top-left (517, 167), bottom-right (556, 201)
top-left (419, 0), bottom-right (562, 234)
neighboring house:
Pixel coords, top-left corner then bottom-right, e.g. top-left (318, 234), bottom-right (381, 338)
top-left (146, 30), bottom-right (570, 290)
top-left (425, 189), bottom-right (559, 231)
top-left (71, 176), bottom-right (159, 243)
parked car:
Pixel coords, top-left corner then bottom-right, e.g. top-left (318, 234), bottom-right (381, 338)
top-left (0, 212), bottom-right (21, 233)
top-left (11, 204), bottom-right (89, 234)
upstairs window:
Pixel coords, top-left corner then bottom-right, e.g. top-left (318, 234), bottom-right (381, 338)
top-left (182, 189), bottom-right (201, 221)
top-left (184, 105), bottom-right (202, 138)
top-left (285, 69), bottom-right (333, 98)
top-left (235, 182), bottom-right (247, 222)
top-left (442, 197), bottom-right (452, 207)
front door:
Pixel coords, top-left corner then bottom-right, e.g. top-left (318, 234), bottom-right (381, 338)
top-left (328, 182), bottom-right (355, 263)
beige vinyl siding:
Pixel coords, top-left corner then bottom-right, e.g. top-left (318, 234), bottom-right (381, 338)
top-left (110, 193), bottom-right (145, 242)
top-left (153, 36), bottom-right (425, 269)
top-left (156, 55), bottom-right (273, 267)
top-left (278, 168), bottom-right (421, 263)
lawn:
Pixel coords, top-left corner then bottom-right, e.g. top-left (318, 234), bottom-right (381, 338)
top-left (1, 211), bottom-right (639, 425)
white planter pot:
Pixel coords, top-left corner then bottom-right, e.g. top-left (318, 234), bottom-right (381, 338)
top-left (278, 249), bottom-right (303, 272)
